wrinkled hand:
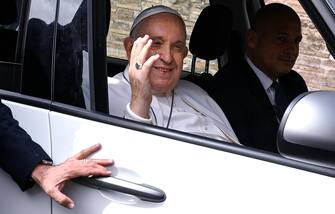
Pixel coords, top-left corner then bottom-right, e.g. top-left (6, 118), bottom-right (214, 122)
top-left (31, 143), bottom-right (114, 209)
top-left (129, 35), bottom-right (160, 118)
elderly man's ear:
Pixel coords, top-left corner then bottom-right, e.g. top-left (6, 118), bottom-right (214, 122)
top-left (123, 37), bottom-right (133, 59)
top-left (183, 46), bottom-right (189, 58)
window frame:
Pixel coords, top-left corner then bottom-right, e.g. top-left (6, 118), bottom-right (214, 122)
top-left (87, 0), bottom-right (109, 114)
top-left (0, 0), bottom-right (26, 93)
top-left (299, 0), bottom-right (335, 58)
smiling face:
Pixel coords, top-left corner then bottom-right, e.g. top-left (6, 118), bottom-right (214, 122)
top-left (126, 13), bottom-right (188, 95)
top-left (246, 8), bottom-right (302, 80)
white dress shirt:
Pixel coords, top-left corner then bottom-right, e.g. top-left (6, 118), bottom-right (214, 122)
top-left (246, 56), bottom-right (276, 105)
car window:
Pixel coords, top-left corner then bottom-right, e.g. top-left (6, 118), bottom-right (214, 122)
top-left (106, 0), bottom-right (220, 75)
top-left (54, 0), bottom-right (90, 109)
top-left (0, 0), bottom-right (23, 92)
top-left (20, 0), bottom-right (57, 100)
top-left (105, 0), bottom-right (333, 150)
top-left (265, 0), bottom-right (335, 91)
top-left (19, 0), bottom-right (91, 109)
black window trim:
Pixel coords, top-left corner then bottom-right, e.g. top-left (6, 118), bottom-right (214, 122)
top-left (299, 0), bottom-right (335, 58)
top-left (87, 0), bottom-right (109, 114)
top-left (0, 90), bottom-right (51, 110)
top-left (16, 0), bottom-right (30, 64)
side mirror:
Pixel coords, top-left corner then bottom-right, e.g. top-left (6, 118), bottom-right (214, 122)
top-left (277, 91), bottom-right (335, 169)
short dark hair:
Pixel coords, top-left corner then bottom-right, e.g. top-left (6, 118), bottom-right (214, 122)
top-left (250, 3), bottom-right (300, 32)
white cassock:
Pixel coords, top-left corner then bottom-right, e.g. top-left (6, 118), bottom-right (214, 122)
top-left (108, 65), bottom-right (240, 144)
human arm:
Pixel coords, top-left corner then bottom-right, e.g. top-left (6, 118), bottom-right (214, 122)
top-left (124, 103), bottom-right (153, 124)
top-left (31, 143), bottom-right (113, 209)
top-left (0, 101), bottom-right (113, 208)
top-left (0, 101), bottom-right (51, 190)
top-left (127, 35), bottom-right (159, 118)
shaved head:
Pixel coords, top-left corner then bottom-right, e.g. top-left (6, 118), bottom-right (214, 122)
top-left (251, 3), bottom-right (300, 33)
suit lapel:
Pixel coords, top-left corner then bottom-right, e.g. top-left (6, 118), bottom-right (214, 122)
top-left (242, 61), bottom-right (274, 109)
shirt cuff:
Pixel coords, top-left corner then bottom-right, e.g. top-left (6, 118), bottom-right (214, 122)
top-left (125, 103), bottom-right (153, 124)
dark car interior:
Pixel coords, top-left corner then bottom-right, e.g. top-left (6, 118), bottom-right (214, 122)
top-left (0, 0), bottom-right (21, 92)
top-left (182, 4), bottom-right (233, 92)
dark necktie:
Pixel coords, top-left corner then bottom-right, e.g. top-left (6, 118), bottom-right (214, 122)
top-left (271, 81), bottom-right (288, 120)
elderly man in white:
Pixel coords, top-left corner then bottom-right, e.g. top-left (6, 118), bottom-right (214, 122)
top-left (108, 5), bottom-right (239, 144)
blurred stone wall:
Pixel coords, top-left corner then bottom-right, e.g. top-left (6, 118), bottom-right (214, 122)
top-left (107, 0), bottom-right (335, 91)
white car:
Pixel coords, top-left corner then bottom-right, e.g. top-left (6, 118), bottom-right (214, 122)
top-left (1, 0), bottom-right (335, 213)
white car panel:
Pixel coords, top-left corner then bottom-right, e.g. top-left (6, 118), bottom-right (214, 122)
top-left (49, 111), bottom-right (335, 214)
top-left (0, 100), bottom-right (51, 214)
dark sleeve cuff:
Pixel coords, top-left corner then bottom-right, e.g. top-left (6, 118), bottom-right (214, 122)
top-left (10, 142), bottom-right (51, 191)
top-left (0, 101), bottom-right (52, 191)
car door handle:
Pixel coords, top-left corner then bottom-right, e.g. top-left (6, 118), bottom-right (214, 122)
top-left (74, 176), bottom-right (166, 203)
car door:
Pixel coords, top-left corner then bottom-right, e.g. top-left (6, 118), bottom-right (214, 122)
top-left (53, 0), bottom-right (335, 213)
top-left (41, 0), bottom-right (335, 214)
top-left (50, 2), bottom-right (335, 212)
top-left (49, 107), bottom-right (335, 214)
top-left (0, 99), bottom-right (52, 214)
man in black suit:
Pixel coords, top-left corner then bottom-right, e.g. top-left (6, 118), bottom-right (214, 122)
top-left (210, 3), bottom-right (308, 153)
top-left (0, 101), bottom-right (114, 208)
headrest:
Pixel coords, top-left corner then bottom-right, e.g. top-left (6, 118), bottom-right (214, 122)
top-left (189, 5), bottom-right (233, 60)
top-left (0, 0), bottom-right (17, 25)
